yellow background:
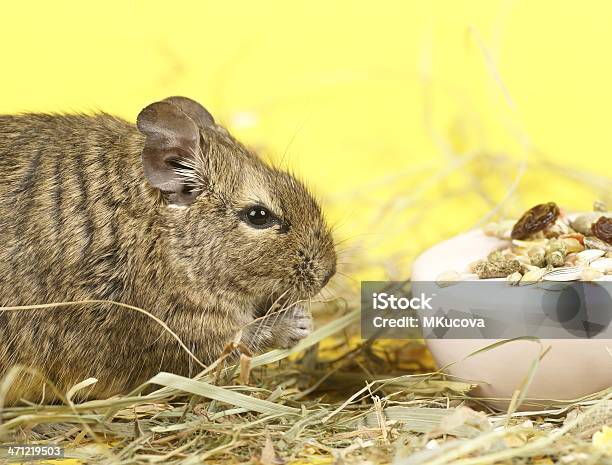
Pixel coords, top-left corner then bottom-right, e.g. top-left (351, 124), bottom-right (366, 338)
top-left (1, 1), bottom-right (610, 278)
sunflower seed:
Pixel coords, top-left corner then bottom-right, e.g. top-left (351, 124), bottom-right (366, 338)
top-left (576, 249), bottom-right (605, 263)
top-left (590, 257), bottom-right (612, 273)
top-left (584, 236), bottom-right (612, 253)
top-left (543, 266), bottom-right (582, 282)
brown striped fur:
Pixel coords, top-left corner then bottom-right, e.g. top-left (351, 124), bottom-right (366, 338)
top-left (0, 97), bottom-right (336, 404)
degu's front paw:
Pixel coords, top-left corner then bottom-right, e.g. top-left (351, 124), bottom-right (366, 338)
top-left (270, 306), bottom-right (313, 349)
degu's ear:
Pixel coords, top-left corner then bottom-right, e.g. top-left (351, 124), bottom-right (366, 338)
top-left (136, 97), bottom-right (215, 206)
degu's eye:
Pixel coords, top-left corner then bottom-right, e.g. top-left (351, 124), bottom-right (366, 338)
top-left (242, 205), bottom-right (277, 229)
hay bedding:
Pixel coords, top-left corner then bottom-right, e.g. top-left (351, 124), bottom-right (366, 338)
top-left (1, 155), bottom-right (611, 463)
top-left (0, 301), bottom-right (611, 464)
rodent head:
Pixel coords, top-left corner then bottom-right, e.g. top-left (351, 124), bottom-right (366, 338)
top-left (136, 96), bottom-right (336, 308)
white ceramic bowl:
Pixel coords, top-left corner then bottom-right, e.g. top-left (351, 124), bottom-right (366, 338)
top-left (412, 229), bottom-right (612, 410)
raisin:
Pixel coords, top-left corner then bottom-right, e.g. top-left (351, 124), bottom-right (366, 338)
top-left (592, 216), bottom-right (612, 244)
top-left (511, 202), bottom-right (560, 240)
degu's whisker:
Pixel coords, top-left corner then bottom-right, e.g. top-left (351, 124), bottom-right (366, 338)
top-left (249, 284), bottom-right (288, 342)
